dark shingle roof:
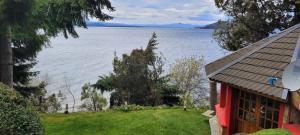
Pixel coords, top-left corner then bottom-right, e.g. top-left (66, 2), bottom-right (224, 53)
top-left (206, 24), bottom-right (300, 101)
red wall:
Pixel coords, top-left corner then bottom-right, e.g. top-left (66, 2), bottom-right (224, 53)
top-left (278, 103), bottom-right (285, 128)
top-left (216, 83), bottom-right (238, 135)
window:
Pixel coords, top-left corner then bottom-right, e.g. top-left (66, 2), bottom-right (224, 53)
top-left (238, 91), bottom-right (257, 124)
top-left (259, 96), bottom-right (280, 129)
top-left (237, 90), bottom-right (281, 130)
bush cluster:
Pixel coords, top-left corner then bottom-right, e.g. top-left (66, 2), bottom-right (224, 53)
top-left (112, 104), bottom-right (182, 112)
top-left (0, 83), bottom-right (44, 135)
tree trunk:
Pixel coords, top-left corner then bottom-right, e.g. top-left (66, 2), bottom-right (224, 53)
top-left (295, 0), bottom-right (300, 23)
top-left (0, 25), bottom-right (13, 87)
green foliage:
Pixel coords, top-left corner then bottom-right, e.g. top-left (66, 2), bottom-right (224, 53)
top-left (0, 83), bottom-right (44, 135)
top-left (93, 74), bottom-right (115, 94)
top-left (0, 0), bottom-right (34, 26)
top-left (112, 104), bottom-right (184, 112)
top-left (214, 0), bottom-right (299, 51)
top-left (46, 94), bottom-right (62, 113)
top-left (112, 104), bottom-right (147, 112)
top-left (110, 33), bottom-right (174, 106)
top-left (42, 109), bottom-right (210, 135)
top-left (0, 0), bottom-right (115, 95)
top-left (28, 81), bottom-right (63, 113)
top-left (251, 129), bottom-right (291, 135)
top-left (80, 83), bottom-right (107, 111)
top-left (160, 80), bottom-right (181, 106)
top-left (170, 56), bottom-right (208, 107)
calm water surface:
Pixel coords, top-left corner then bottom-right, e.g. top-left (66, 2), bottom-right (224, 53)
top-left (33, 27), bottom-right (228, 106)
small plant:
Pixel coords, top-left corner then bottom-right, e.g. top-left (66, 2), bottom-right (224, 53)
top-left (112, 104), bottom-right (147, 112)
top-left (80, 83), bottom-right (107, 111)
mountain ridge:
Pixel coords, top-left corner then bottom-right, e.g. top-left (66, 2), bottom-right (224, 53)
top-left (86, 22), bottom-right (202, 28)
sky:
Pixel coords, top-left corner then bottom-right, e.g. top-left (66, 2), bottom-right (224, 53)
top-left (91, 0), bottom-right (227, 25)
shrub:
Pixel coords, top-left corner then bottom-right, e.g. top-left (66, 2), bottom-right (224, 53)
top-left (0, 83), bottom-right (44, 135)
top-left (112, 104), bottom-right (184, 112)
top-left (112, 104), bottom-right (147, 112)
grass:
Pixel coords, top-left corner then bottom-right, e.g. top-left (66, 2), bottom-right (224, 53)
top-left (251, 129), bottom-right (292, 135)
top-left (41, 109), bottom-right (210, 135)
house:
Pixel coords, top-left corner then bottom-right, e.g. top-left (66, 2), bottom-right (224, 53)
top-left (205, 24), bottom-right (300, 135)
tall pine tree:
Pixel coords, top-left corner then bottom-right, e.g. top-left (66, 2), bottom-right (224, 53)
top-left (112, 33), bottom-right (166, 106)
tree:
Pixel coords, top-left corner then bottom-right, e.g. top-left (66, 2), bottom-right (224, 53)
top-left (160, 82), bottom-right (181, 106)
top-left (170, 56), bottom-right (208, 108)
top-left (28, 80), bottom-right (64, 113)
top-left (62, 76), bottom-right (76, 112)
top-left (112, 33), bottom-right (166, 106)
top-left (214, 0), bottom-right (300, 51)
top-left (93, 74), bottom-right (115, 94)
top-left (0, 0), bottom-right (115, 89)
top-left (80, 83), bottom-right (107, 111)
top-left (46, 93), bottom-right (62, 113)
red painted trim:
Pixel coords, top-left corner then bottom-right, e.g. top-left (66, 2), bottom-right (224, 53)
top-left (215, 84), bottom-right (232, 128)
top-left (225, 86), bottom-right (232, 122)
top-left (278, 103), bottom-right (285, 128)
top-left (225, 86), bottom-right (233, 135)
top-left (215, 84), bottom-right (236, 135)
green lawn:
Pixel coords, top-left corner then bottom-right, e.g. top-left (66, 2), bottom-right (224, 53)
top-left (42, 109), bottom-right (210, 135)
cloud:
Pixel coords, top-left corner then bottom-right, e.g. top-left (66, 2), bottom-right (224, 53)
top-left (103, 0), bottom-right (226, 25)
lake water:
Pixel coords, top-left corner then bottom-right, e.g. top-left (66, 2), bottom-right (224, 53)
top-left (33, 27), bottom-right (228, 108)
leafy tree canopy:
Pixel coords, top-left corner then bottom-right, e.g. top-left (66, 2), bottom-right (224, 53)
top-left (214, 0), bottom-right (300, 51)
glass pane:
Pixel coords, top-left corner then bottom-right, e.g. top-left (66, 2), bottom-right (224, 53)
top-left (241, 91), bottom-right (244, 98)
top-left (239, 99), bottom-right (244, 108)
top-left (260, 106), bottom-right (266, 117)
top-left (246, 93), bottom-right (250, 100)
top-left (249, 114), bottom-right (256, 124)
top-left (245, 101), bottom-right (249, 111)
top-left (267, 99), bottom-right (273, 107)
top-left (251, 101), bottom-right (256, 113)
top-left (266, 120), bottom-right (272, 129)
top-left (239, 109), bottom-right (243, 119)
top-left (274, 101), bottom-right (280, 109)
top-left (266, 109), bottom-right (273, 119)
top-left (260, 117), bottom-right (265, 128)
top-left (251, 94), bottom-right (256, 102)
top-left (261, 97), bottom-right (266, 105)
top-left (244, 112), bottom-right (248, 120)
top-left (274, 111), bottom-right (279, 121)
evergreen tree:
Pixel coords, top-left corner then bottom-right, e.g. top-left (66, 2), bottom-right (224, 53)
top-left (0, 0), bottom-right (115, 93)
top-left (214, 0), bottom-right (300, 51)
top-left (112, 33), bottom-right (166, 106)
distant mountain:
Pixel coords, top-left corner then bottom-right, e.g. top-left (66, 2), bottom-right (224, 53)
top-left (86, 22), bottom-right (140, 27)
top-left (195, 21), bottom-right (226, 29)
top-left (86, 22), bottom-right (202, 28)
top-left (149, 23), bottom-right (200, 28)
